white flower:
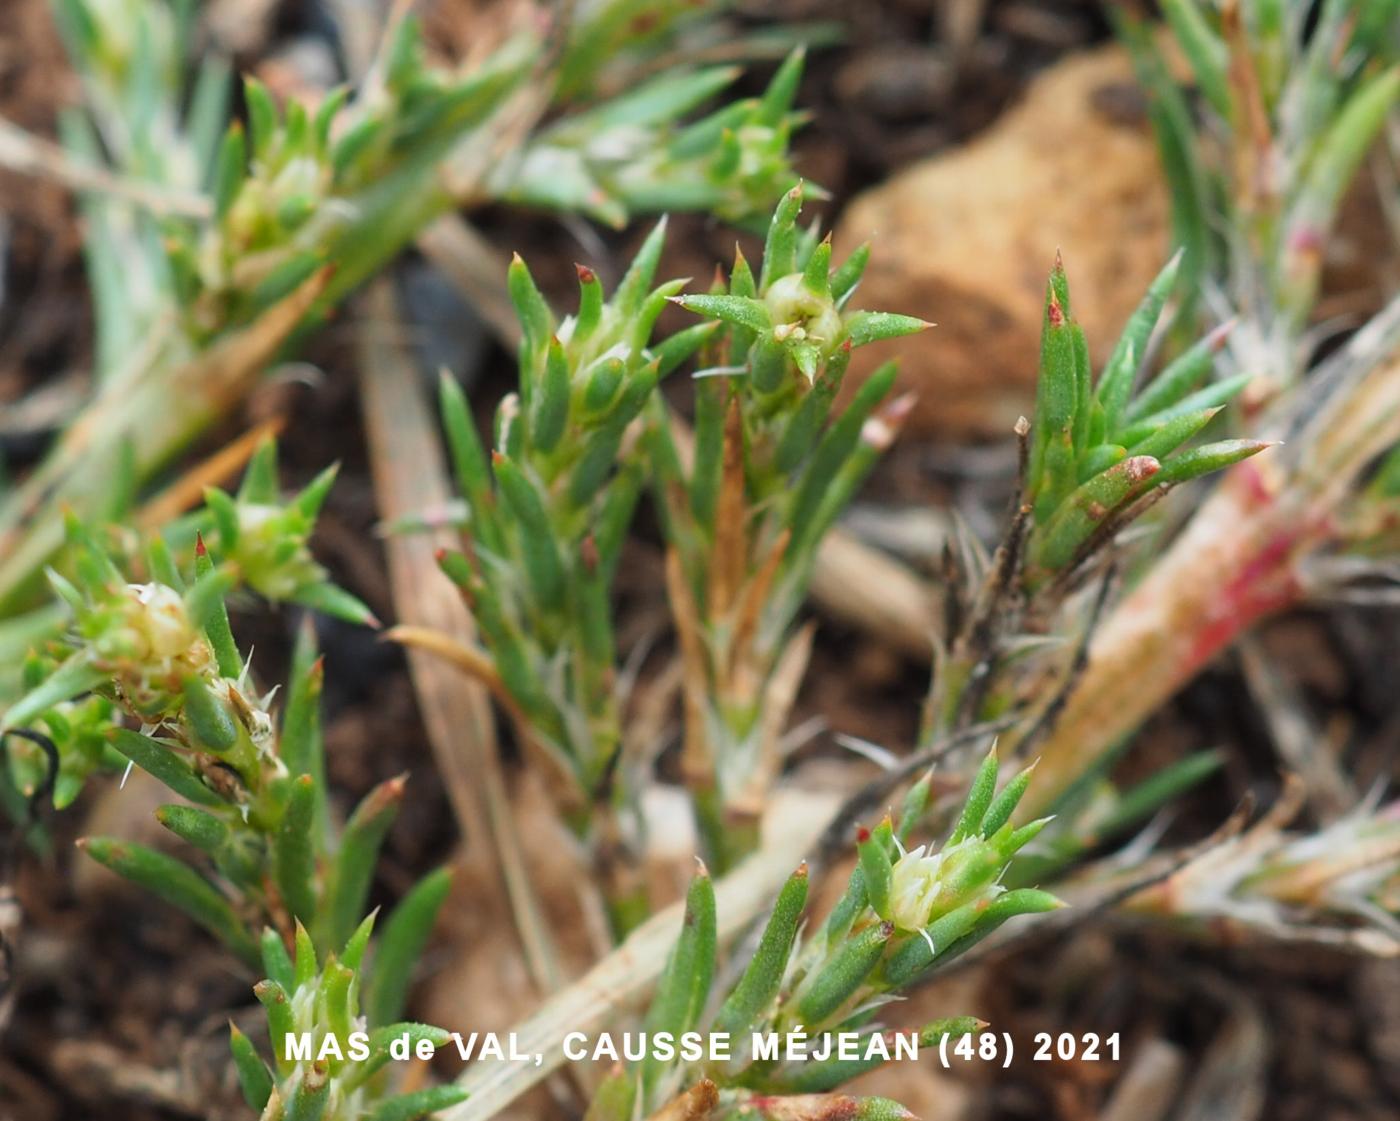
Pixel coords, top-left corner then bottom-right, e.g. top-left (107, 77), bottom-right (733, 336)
top-left (888, 841), bottom-right (947, 933)
top-left (127, 583), bottom-right (201, 659)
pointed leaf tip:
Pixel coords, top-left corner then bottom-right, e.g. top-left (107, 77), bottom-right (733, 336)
top-left (1207, 319), bottom-right (1236, 350)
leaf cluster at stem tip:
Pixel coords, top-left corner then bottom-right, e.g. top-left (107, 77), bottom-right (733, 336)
top-left (1024, 252), bottom-right (1272, 582)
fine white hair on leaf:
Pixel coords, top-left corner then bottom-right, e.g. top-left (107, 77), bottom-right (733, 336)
top-left (833, 732), bottom-right (899, 770)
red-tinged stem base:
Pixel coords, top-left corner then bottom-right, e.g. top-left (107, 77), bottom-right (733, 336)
top-left (1021, 461), bottom-right (1322, 815)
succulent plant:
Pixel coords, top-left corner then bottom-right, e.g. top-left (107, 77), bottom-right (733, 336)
top-left (584, 750), bottom-right (1057, 1121)
top-left (4, 5), bottom-right (1400, 1120)
top-left (1022, 252), bottom-right (1270, 585)
top-left (652, 182), bottom-right (926, 870)
top-left (415, 217), bottom-right (709, 934)
top-left (0, 0), bottom-right (807, 611)
top-left (232, 912), bottom-right (465, 1121)
top-left (1117, 0), bottom-right (1399, 396)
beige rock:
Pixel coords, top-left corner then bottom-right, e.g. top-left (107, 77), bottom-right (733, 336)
top-left (835, 43), bottom-right (1170, 439)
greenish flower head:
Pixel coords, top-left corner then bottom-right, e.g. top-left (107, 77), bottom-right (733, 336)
top-left (17, 542), bottom-right (447, 969)
top-left (587, 749), bottom-right (1057, 1121)
top-left (202, 439), bottom-right (376, 626)
top-left (887, 837), bottom-right (1000, 934)
top-left (437, 219), bottom-right (705, 811)
top-left (670, 180), bottom-right (927, 401)
top-left (81, 580), bottom-right (216, 712)
top-left (28, 524), bottom-right (232, 728)
top-left (505, 49), bottom-right (809, 229)
top-left (4, 438), bottom-right (368, 740)
top-left (1, 443), bottom-right (366, 808)
top-left (230, 504), bottom-right (322, 600)
top-left (644, 182), bottom-right (926, 872)
top-left (838, 750), bottom-right (1055, 990)
top-left (232, 917), bottom-right (466, 1121)
top-left (662, 179), bottom-right (928, 623)
top-left (762, 271), bottom-right (846, 365)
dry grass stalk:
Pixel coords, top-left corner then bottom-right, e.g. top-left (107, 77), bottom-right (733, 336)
top-left (133, 420), bottom-right (286, 531)
top-left (443, 808), bottom-right (832, 1121)
top-left (355, 278), bottom-right (563, 993)
top-left (0, 114), bottom-right (211, 218)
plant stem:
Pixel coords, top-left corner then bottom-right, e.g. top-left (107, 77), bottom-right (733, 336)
top-left (0, 268), bottom-right (330, 608)
top-left (1023, 339), bottom-right (1400, 815)
top-left (1019, 462), bottom-right (1307, 814)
